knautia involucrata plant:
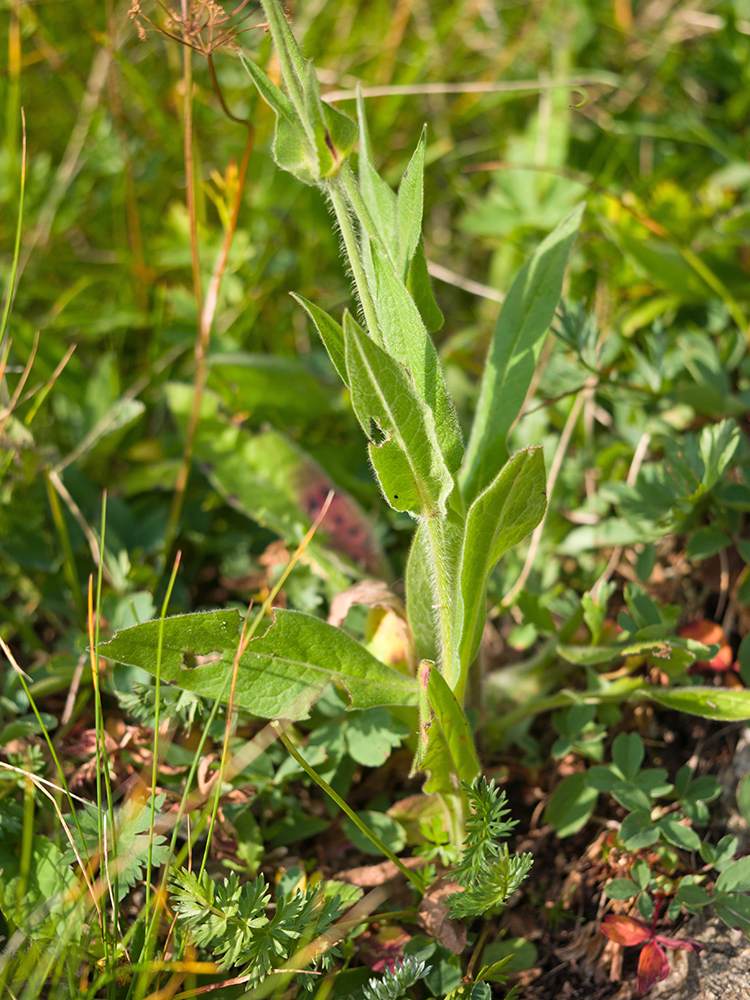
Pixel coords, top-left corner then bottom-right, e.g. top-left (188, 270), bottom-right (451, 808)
top-left (99, 0), bottom-right (583, 829)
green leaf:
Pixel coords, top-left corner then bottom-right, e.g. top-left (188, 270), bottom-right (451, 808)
top-left (99, 608), bottom-right (418, 721)
top-left (369, 242), bottom-right (463, 473)
top-left (644, 686), bottom-right (750, 721)
top-left (291, 295), bottom-right (348, 385)
top-left (343, 311), bottom-right (454, 517)
top-left (459, 203), bottom-right (584, 504)
top-left (700, 835), bottom-right (739, 870)
top-left (480, 939), bottom-right (538, 978)
top-left (623, 583), bottom-right (662, 630)
top-left (342, 810), bottom-right (407, 856)
top-left (166, 382), bottom-right (386, 579)
top-left (396, 127), bottom-right (426, 276)
top-left (585, 766), bottom-right (619, 792)
top-left (716, 856), bottom-right (750, 895)
top-left (543, 772), bottom-right (598, 837)
top-left (301, 59), bottom-right (358, 179)
top-left (0, 838), bottom-right (79, 941)
top-left (619, 811), bottom-right (659, 850)
top-left (604, 878), bottom-right (639, 900)
top-left (611, 784), bottom-right (651, 813)
top-left (239, 51), bottom-right (318, 186)
top-left (632, 859), bottom-right (652, 890)
top-left (612, 732), bottom-right (645, 781)
top-left (656, 817), bottom-right (701, 851)
top-left (457, 447), bottom-right (547, 664)
top-left (714, 893), bottom-right (750, 936)
top-left (675, 883), bottom-right (710, 909)
top-left (344, 707), bottom-right (410, 767)
top-left (686, 526), bottom-right (732, 560)
top-left (416, 661), bottom-right (481, 795)
top-left (406, 238), bottom-right (444, 333)
top-left (738, 774), bottom-right (750, 826)
top-left (356, 87), bottom-right (398, 257)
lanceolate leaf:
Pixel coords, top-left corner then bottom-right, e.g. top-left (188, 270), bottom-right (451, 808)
top-left (239, 52), bottom-right (318, 186)
top-left (406, 238), bottom-right (444, 333)
top-left (415, 660), bottom-right (481, 795)
top-left (291, 294), bottom-right (348, 386)
top-left (370, 242), bottom-right (463, 474)
top-left (643, 686), bottom-right (750, 721)
top-left (457, 447), bottom-right (547, 666)
top-left (396, 127), bottom-right (426, 277)
top-left (343, 312), bottom-right (454, 517)
top-left (99, 609), bottom-right (418, 721)
top-left (460, 203), bottom-right (585, 504)
top-left (356, 88), bottom-right (398, 258)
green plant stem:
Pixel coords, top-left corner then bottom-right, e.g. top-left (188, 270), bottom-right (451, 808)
top-left (90, 494), bottom-right (119, 998)
top-left (0, 97), bottom-right (24, 349)
top-left (327, 171), bottom-right (382, 344)
top-left (145, 550), bottom-right (182, 919)
top-left (424, 516), bottom-right (462, 697)
top-left (272, 722), bottom-right (425, 893)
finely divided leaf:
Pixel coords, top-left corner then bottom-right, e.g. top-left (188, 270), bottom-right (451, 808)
top-left (343, 311), bottom-right (454, 517)
top-left (457, 447), bottom-right (547, 665)
top-left (460, 203), bottom-right (584, 504)
top-left (99, 608), bottom-right (418, 721)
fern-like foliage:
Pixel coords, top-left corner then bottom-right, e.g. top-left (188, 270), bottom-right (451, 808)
top-left (362, 955), bottom-right (431, 1000)
top-left (170, 868), bottom-right (345, 983)
top-left (446, 778), bottom-right (532, 919)
top-left (61, 794), bottom-right (170, 901)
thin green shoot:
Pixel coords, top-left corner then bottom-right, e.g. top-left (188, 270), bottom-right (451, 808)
top-left (0, 106), bottom-right (25, 345)
top-left (198, 490), bottom-right (336, 881)
top-left (146, 549), bottom-right (183, 917)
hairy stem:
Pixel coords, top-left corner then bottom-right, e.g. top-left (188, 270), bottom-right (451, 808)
top-left (326, 171), bottom-right (382, 344)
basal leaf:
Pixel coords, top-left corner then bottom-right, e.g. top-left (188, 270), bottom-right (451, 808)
top-left (99, 608), bottom-right (418, 721)
top-left (644, 686), bottom-right (750, 721)
top-left (343, 311), bottom-right (453, 517)
top-left (460, 203), bottom-right (584, 504)
top-left (457, 447), bottom-right (546, 666)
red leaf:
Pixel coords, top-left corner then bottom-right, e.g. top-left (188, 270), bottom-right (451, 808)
top-left (655, 933), bottom-right (704, 953)
top-left (637, 940), bottom-right (670, 991)
top-left (600, 914), bottom-right (651, 946)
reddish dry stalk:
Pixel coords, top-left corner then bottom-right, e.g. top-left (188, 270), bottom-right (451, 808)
top-left (163, 51), bottom-right (254, 562)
